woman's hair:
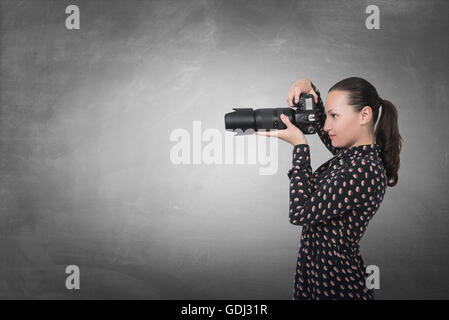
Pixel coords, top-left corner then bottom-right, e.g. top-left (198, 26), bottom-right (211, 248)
top-left (328, 77), bottom-right (402, 187)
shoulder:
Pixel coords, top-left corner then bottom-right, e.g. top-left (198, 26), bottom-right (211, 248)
top-left (341, 157), bottom-right (384, 179)
top-left (342, 157), bottom-right (387, 190)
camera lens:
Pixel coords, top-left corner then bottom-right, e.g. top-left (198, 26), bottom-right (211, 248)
top-left (225, 108), bottom-right (255, 131)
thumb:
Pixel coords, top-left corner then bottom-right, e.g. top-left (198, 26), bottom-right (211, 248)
top-left (310, 89), bottom-right (319, 104)
top-left (280, 114), bottom-right (293, 128)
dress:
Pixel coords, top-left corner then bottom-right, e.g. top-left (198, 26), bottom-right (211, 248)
top-left (287, 82), bottom-right (388, 300)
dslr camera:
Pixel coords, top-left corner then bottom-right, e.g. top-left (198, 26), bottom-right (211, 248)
top-left (224, 93), bottom-right (317, 135)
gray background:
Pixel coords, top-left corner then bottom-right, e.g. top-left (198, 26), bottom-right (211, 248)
top-left (1, 0), bottom-right (448, 299)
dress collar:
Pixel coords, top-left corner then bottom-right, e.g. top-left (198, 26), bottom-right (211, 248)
top-left (336, 143), bottom-right (382, 160)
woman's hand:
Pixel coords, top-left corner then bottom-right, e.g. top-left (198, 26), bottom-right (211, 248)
top-left (255, 114), bottom-right (307, 146)
top-left (286, 78), bottom-right (319, 106)
top-left (255, 78), bottom-right (319, 146)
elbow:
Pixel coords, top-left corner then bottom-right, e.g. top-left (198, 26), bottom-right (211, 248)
top-left (289, 207), bottom-right (305, 226)
top-left (289, 216), bottom-right (301, 226)
top-left (289, 216), bottom-right (309, 228)
top-left (289, 211), bottom-right (305, 226)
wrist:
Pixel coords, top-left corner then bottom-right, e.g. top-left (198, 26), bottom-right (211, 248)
top-left (292, 144), bottom-right (310, 167)
top-left (292, 139), bottom-right (307, 146)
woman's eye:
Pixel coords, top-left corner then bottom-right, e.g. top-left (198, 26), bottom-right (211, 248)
top-left (331, 114), bottom-right (337, 118)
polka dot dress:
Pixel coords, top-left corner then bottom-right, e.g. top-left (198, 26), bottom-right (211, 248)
top-left (287, 82), bottom-right (388, 300)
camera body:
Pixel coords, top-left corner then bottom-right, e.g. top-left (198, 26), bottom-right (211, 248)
top-left (224, 93), bottom-right (317, 135)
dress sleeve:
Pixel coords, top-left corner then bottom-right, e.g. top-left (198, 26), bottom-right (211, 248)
top-left (287, 146), bottom-right (379, 228)
top-left (310, 81), bottom-right (344, 155)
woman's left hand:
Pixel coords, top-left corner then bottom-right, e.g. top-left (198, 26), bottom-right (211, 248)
top-left (255, 114), bottom-right (308, 146)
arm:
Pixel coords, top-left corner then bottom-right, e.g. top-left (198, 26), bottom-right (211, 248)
top-left (310, 81), bottom-right (344, 155)
top-left (287, 144), bottom-right (378, 229)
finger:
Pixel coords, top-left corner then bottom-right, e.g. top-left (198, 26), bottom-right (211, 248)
top-left (256, 130), bottom-right (278, 137)
top-left (310, 89), bottom-right (319, 104)
top-left (294, 87), bottom-right (300, 104)
top-left (287, 91), bottom-right (294, 106)
top-left (280, 114), bottom-right (293, 128)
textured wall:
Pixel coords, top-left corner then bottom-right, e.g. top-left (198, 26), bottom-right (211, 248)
top-left (1, 0), bottom-right (448, 299)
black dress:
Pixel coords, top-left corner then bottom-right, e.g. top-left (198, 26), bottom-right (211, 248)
top-left (287, 82), bottom-right (387, 300)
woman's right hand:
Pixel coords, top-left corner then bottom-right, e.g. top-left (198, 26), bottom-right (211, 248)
top-left (286, 78), bottom-right (319, 107)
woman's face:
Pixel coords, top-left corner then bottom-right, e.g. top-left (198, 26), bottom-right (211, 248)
top-left (323, 90), bottom-right (365, 148)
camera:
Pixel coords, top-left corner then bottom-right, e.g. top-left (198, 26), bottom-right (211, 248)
top-left (224, 93), bottom-right (317, 135)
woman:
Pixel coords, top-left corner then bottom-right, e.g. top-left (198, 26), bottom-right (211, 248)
top-left (256, 77), bottom-right (402, 300)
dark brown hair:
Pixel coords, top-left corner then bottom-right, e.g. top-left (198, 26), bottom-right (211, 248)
top-left (329, 77), bottom-right (402, 187)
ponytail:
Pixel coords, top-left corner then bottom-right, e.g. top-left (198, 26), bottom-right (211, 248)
top-left (375, 98), bottom-right (402, 187)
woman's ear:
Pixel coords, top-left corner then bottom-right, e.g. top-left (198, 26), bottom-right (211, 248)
top-left (360, 106), bottom-right (373, 125)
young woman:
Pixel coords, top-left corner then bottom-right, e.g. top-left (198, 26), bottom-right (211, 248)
top-left (256, 77), bottom-right (402, 300)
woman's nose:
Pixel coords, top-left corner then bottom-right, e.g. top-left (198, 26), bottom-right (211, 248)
top-left (323, 121), bottom-right (331, 133)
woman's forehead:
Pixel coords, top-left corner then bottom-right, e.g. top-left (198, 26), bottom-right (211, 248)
top-left (325, 91), bottom-right (348, 112)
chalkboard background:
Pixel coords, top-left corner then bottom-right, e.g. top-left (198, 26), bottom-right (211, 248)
top-left (1, 0), bottom-right (448, 299)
